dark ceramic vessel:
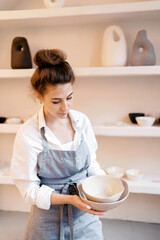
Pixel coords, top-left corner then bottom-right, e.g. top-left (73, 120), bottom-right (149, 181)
top-left (129, 113), bottom-right (145, 124)
top-left (0, 117), bottom-right (6, 123)
top-left (11, 37), bottom-right (32, 69)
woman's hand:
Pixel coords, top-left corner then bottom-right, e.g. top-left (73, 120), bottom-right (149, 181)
top-left (69, 195), bottom-right (105, 216)
top-left (51, 192), bottom-right (105, 215)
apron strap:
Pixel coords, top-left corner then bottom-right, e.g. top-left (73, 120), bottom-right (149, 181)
top-left (40, 127), bottom-right (49, 149)
top-left (59, 183), bottom-right (78, 240)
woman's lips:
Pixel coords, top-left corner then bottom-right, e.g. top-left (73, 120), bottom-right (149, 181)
top-left (58, 112), bottom-right (68, 116)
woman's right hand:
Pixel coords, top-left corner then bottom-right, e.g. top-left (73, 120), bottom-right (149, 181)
top-left (70, 195), bottom-right (105, 216)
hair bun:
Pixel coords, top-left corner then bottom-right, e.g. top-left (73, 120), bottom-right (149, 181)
top-left (33, 49), bottom-right (67, 67)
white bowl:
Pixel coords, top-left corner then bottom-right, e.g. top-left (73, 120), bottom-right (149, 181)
top-left (126, 169), bottom-right (143, 181)
top-left (82, 175), bottom-right (124, 203)
top-left (135, 116), bottom-right (155, 127)
top-left (6, 117), bottom-right (22, 124)
top-left (106, 166), bottom-right (125, 179)
top-left (77, 179), bottom-right (129, 212)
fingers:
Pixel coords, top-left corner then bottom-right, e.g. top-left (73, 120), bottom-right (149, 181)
top-left (87, 209), bottom-right (106, 216)
top-left (83, 204), bottom-right (105, 215)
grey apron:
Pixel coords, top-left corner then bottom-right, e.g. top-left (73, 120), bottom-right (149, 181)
top-left (24, 127), bottom-right (103, 240)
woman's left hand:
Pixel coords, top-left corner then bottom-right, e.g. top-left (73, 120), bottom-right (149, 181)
top-left (69, 195), bottom-right (106, 216)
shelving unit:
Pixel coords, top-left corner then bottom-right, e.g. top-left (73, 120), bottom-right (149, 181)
top-left (0, 1), bottom-right (160, 28)
top-left (0, 124), bottom-right (22, 133)
top-left (0, 0), bottom-right (160, 222)
top-left (1, 172), bottom-right (160, 195)
top-left (0, 66), bottom-right (160, 79)
top-left (1, 123), bottom-right (160, 137)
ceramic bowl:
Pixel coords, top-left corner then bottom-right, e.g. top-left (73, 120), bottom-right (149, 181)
top-left (126, 169), bottom-right (143, 181)
top-left (129, 113), bottom-right (145, 124)
top-left (135, 116), bottom-right (155, 127)
top-left (81, 175), bottom-right (124, 203)
top-left (6, 117), bottom-right (22, 124)
top-left (106, 166), bottom-right (125, 179)
top-left (77, 179), bottom-right (129, 212)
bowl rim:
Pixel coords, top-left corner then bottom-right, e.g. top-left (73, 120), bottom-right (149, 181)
top-left (77, 179), bottom-right (129, 206)
top-left (135, 116), bottom-right (156, 120)
top-left (82, 175), bottom-right (124, 201)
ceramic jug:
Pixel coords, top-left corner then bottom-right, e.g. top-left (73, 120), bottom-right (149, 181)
top-left (101, 25), bottom-right (127, 67)
top-left (43, 0), bottom-right (66, 8)
top-left (130, 30), bottom-right (156, 66)
top-left (11, 37), bottom-right (32, 69)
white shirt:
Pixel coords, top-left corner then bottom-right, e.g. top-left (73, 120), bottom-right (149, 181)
top-left (10, 106), bottom-right (105, 210)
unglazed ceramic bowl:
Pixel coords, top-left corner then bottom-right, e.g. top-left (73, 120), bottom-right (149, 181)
top-left (106, 166), bottom-right (125, 179)
top-left (136, 116), bottom-right (155, 127)
top-left (81, 175), bottom-right (124, 203)
top-left (126, 169), bottom-right (143, 181)
top-left (77, 179), bottom-right (129, 212)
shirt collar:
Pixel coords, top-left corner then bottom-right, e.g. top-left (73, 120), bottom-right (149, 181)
top-left (38, 106), bottom-right (81, 131)
top-left (38, 105), bottom-right (46, 131)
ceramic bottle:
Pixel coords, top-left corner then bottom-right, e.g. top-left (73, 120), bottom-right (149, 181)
top-left (101, 25), bottom-right (127, 67)
top-left (130, 30), bottom-right (156, 66)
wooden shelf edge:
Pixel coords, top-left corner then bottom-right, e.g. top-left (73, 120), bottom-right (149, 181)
top-left (0, 1), bottom-right (159, 28)
top-left (0, 176), bottom-right (14, 185)
top-left (1, 124), bottom-right (160, 137)
top-left (0, 66), bottom-right (160, 79)
top-left (0, 1), bottom-right (160, 20)
top-left (0, 175), bottom-right (160, 195)
top-left (93, 125), bottom-right (160, 137)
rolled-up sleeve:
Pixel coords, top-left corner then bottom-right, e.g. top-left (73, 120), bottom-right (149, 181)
top-left (10, 127), bottom-right (54, 210)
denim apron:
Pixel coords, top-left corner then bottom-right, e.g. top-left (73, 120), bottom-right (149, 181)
top-left (24, 127), bottom-right (103, 240)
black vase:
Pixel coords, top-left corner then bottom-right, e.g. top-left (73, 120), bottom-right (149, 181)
top-left (11, 37), bottom-right (32, 69)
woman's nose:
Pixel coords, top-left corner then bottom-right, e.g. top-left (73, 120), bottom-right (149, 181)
top-left (60, 101), bottom-right (67, 111)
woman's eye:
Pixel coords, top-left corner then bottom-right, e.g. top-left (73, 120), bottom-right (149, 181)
top-left (52, 101), bottom-right (60, 104)
top-left (67, 97), bottom-right (72, 101)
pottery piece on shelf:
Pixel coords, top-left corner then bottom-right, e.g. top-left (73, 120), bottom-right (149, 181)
top-left (129, 113), bottom-right (145, 124)
top-left (43, 0), bottom-right (66, 8)
top-left (130, 30), bottom-right (156, 66)
top-left (101, 25), bottom-right (127, 67)
top-left (11, 37), bottom-right (32, 69)
top-left (0, 117), bottom-right (6, 123)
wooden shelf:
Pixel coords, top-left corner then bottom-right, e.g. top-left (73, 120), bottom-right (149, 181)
top-left (1, 123), bottom-right (160, 137)
top-left (0, 175), bottom-right (13, 185)
top-left (93, 125), bottom-right (160, 137)
top-left (124, 175), bottom-right (160, 195)
top-left (0, 1), bottom-right (160, 28)
top-left (0, 124), bottom-right (22, 133)
top-left (0, 174), bottom-right (160, 195)
top-left (0, 66), bottom-right (160, 79)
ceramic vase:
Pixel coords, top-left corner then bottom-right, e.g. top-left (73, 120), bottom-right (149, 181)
top-left (11, 37), bottom-right (32, 69)
top-left (43, 0), bottom-right (66, 8)
top-left (130, 30), bottom-right (156, 66)
top-left (101, 25), bottom-right (127, 67)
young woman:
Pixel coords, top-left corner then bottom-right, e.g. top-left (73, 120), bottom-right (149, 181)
top-left (11, 49), bottom-right (106, 240)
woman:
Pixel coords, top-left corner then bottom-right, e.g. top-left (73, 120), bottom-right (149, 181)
top-left (11, 49), bottom-right (106, 240)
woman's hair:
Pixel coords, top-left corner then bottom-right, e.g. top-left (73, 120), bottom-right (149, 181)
top-left (31, 49), bottom-right (75, 96)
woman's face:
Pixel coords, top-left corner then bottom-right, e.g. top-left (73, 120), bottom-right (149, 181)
top-left (38, 83), bottom-right (73, 121)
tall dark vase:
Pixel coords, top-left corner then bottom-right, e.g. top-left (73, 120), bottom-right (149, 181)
top-left (11, 37), bottom-right (32, 69)
top-left (130, 30), bottom-right (156, 66)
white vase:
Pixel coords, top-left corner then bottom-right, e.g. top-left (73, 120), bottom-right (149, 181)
top-left (101, 25), bottom-right (127, 67)
top-left (43, 0), bottom-right (66, 8)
